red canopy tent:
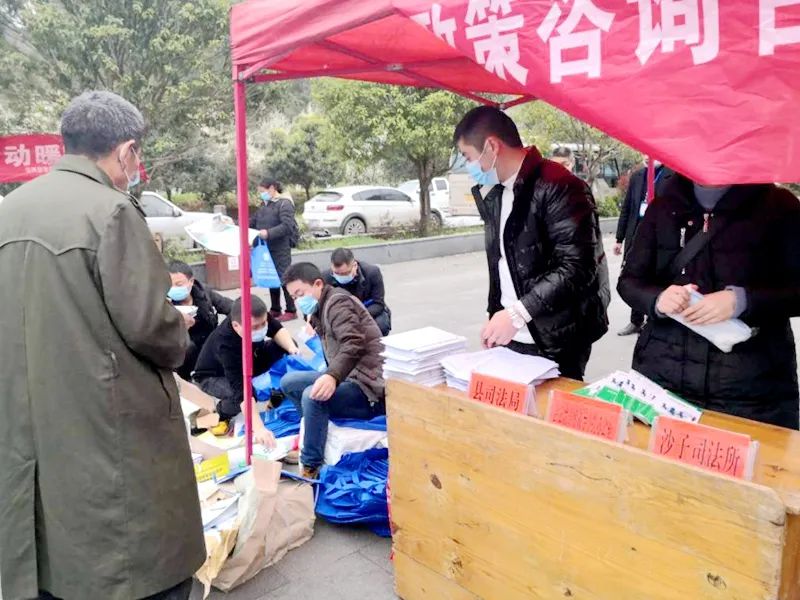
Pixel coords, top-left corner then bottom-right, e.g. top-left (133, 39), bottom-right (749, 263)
top-left (229, 0), bottom-right (800, 460)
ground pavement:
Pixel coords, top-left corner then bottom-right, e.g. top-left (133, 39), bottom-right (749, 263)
top-left (189, 235), bottom-right (695, 600)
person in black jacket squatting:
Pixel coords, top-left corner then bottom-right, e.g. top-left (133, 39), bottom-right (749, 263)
top-left (618, 175), bottom-right (800, 429)
top-left (453, 106), bottom-right (610, 380)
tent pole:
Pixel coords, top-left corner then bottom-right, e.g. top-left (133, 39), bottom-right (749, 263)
top-left (646, 156), bottom-right (656, 204)
top-left (233, 68), bottom-right (254, 465)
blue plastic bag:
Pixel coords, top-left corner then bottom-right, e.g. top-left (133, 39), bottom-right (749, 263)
top-left (303, 335), bottom-right (327, 371)
top-left (252, 355), bottom-right (317, 400)
top-left (251, 238), bottom-right (281, 288)
top-left (315, 448), bottom-right (390, 537)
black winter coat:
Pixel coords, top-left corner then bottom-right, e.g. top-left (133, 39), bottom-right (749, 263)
top-left (187, 280), bottom-right (233, 349)
top-left (618, 175), bottom-right (800, 429)
top-left (474, 147), bottom-right (610, 360)
top-left (323, 261), bottom-right (391, 319)
top-left (249, 198), bottom-right (295, 273)
top-left (616, 165), bottom-right (672, 255)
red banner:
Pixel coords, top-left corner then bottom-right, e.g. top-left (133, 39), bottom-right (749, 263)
top-left (0, 133), bottom-right (149, 184)
top-left (0, 134), bottom-right (64, 183)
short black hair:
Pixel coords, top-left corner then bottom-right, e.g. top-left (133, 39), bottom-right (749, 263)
top-left (453, 106), bottom-right (522, 150)
top-left (552, 146), bottom-right (573, 158)
top-left (330, 248), bottom-right (355, 267)
top-left (259, 178), bottom-right (283, 194)
top-left (167, 260), bottom-right (193, 279)
top-left (283, 262), bottom-right (323, 286)
top-left (230, 295), bottom-right (267, 323)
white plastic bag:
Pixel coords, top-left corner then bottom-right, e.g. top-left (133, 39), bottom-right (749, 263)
top-left (669, 288), bottom-right (753, 353)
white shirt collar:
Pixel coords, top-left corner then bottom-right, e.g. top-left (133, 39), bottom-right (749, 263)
top-left (502, 167), bottom-right (520, 190)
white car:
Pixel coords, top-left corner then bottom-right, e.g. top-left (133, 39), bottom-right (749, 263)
top-left (398, 177), bottom-right (452, 220)
top-left (139, 191), bottom-right (221, 244)
top-left (303, 186), bottom-right (447, 236)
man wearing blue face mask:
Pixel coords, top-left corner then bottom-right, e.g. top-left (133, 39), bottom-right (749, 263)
top-left (193, 295), bottom-right (299, 435)
top-left (280, 262), bottom-right (385, 479)
top-left (167, 260), bottom-right (233, 380)
top-left (453, 106), bottom-right (610, 380)
top-left (323, 247), bottom-right (392, 336)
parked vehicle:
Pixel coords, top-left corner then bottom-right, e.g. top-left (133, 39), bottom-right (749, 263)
top-left (398, 178), bottom-right (452, 222)
top-left (138, 191), bottom-right (221, 244)
top-left (302, 186), bottom-right (445, 235)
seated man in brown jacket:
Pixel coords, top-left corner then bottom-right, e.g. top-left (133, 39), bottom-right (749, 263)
top-left (280, 262), bottom-right (385, 478)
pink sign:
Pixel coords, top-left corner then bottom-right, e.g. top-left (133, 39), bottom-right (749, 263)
top-left (0, 134), bottom-right (64, 183)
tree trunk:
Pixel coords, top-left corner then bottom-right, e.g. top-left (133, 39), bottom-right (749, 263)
top-left (416, 160), bottom-right (433, 237)
top-left (166, 187), bottom-right (173, 202)
top-left (303, 185), bottom-right (311, 206)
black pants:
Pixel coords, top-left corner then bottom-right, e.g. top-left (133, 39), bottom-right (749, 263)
top-left (270, 286), bottom-right (296, 313)
top-left (373, 310), bottom-right (392, 337)
top-left (506, 340), bottom-right (592, 381)
top-left (176, 340), bottom-right (200, 381)
top-left (196, 341), bottom-right (286, 420)
top-left (40, 577), bottom-right (193, 600)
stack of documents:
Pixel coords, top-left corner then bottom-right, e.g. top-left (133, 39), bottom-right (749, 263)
top-left (201, 491), bottom-right (240, 532)
top-left (381, 327), bottom-right (468, 387)
top-left (441, 347), bottom-right (560, 392)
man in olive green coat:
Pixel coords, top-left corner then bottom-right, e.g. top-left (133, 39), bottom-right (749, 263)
top-left (0, 91), bottom-right (205, 600)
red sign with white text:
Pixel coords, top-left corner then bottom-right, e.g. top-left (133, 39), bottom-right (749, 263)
top-left (0, 134), bottom-right (64, 183)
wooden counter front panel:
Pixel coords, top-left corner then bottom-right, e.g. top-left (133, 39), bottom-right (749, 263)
top-left (387, 379), bottom-right (790, 600)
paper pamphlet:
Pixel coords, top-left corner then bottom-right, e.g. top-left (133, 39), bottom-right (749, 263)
top-left (185, 214), bottom-right (260, 257)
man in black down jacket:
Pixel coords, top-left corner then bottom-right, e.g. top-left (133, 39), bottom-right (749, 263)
top-left (614, 161), bottom-right (672, 336)
top-left (454, 106), bottom-right (610, 380)
top-left (168, 260), bottom-right (233, 380)
top-left (618, 174), bottom-right (800, 429)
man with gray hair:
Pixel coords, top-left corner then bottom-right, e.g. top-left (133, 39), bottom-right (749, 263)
top-left (0, 91), bottom-right (204, 600)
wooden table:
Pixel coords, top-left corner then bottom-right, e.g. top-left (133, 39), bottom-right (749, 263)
top-left (387, 378), bottom-right (800, 599)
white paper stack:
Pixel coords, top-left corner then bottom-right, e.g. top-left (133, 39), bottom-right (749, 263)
top-left (201, 492), bottom-right (240, 532)
top-left (381, 327), bottom-right (468, 387)
top-left (441, 347), bottom-right (560, 391)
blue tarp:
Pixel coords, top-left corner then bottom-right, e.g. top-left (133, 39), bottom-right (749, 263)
top-left (315, 448), bottom-right (390, 537)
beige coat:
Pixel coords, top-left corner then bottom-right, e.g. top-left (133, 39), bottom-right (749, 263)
top-left (0, 156), bottom-right (205, 599)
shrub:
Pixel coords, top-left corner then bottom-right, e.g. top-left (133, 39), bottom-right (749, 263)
top-left (596, 193), bottom-right (621, 218)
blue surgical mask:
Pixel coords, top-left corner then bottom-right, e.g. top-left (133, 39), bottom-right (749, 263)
top-left (333, 273), bottom-right (355, 285)
top-left (296, 294), bottom-right (319, 316)
top-left (466, 142), bottom-right (499, 187)
top-left (251, 325), bottom-right (269, 343)
top-left (167, 285), bottom-right (191, 302)
top-left (120, 147), bottom-right (141, 189)
top-left (260, 191), bottom-right (272, 203)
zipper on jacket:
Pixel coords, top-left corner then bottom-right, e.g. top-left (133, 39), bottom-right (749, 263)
top-left (702, 213), bottom-right (713, 233)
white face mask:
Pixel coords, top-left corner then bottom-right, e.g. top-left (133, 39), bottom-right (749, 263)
top-left (251, 325), bottom-right (269, 343)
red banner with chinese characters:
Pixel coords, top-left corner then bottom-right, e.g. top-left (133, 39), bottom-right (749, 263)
top-left (0, 133), bottom-right (149, 184)
top-left (231, 0), bottom-right (800, 184)
top-left (0, 134), bottom-right (64, 183)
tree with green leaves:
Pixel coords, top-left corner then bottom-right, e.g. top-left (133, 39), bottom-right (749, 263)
top-left (313, 81), bottom-right (475, 234)
top-left (262, 114), bottom-right (342, 204)
top-left (513, 102), bottom-right (639, 185)
top-left (1, 0), bottom-right (232, 187)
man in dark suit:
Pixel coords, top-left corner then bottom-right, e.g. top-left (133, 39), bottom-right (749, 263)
top-left (615, 160), bottom-right (671, 335)
top-left (323, 248), bottom-right (392, 336)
